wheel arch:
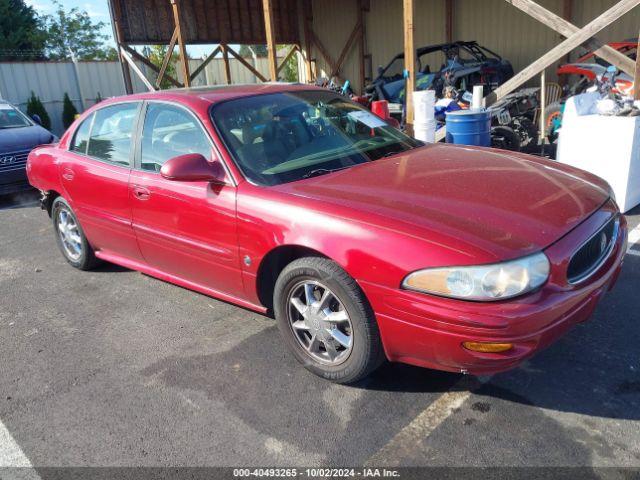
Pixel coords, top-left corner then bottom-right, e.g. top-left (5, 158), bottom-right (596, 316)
top-left (43, 189), bottom-right (62, 217)
top-left (256, 244), bottom-right (330, 313)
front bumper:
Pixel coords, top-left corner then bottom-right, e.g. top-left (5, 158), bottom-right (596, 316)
top-left (362, 205), bottom-right (627, 375)
top-left (0, 167), bottom-right (31, 196)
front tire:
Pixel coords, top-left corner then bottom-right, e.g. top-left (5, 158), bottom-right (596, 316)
top-left (274, 257), bottom-right (385, 383)
top-left (52, 197), bottom-right (100, 270)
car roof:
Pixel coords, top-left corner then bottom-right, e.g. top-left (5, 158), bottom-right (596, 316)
top-left (100, 83), bottom-right (324, 109)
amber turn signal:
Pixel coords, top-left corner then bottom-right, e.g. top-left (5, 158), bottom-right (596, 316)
top-left (462, 342), bottom-right (513, 353)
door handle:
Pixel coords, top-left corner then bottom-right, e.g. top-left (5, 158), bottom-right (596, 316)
top-left (132, 185), bottom-right (151, 201)
top-left (62, 167), bottom-right (75, 181)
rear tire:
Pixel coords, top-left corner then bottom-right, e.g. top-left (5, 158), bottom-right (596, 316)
top-left (51, 197), bottom-right (100, 271)
top-left (274, 257), bottom-right (385, 384)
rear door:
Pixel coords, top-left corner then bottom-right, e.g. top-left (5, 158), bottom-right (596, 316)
top-left (129, 101), bottom-right (242, 298)
top-left (58, 102), bottom-right (143, 261)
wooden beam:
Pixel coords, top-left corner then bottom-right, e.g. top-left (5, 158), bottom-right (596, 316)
top-left (221, 43), bottom-right (232, 84)
top-left (310, 28), bottom-right (339, 78)
top-left (487, 0), bottom-right (640, 106)
top-left (303, 0), bottom-right (314, 83)
top-left (123, 44), bottom-right (183, 89)
top-left (262, 0), bottom-right (278, 81)
top-left (504, 0), bottom-right (636, 77)
top-left (403, 0), bottom-right (416, 135)
top-left (109, 0), bottom-right (133, 94)
top-left (189, 46), bottom-right (221, 82)
top-left (358, 0), bottom-right (366, 93)
top-left (277, 45), bottom-right (299, 74)
top-left (635, 33), bottom-right (640, 100)
top-left (330, 18), bottom-right (362, 79)
top-left (170, 0), bottom-right (191, 87)
top-left (226, 46), bottom-right (269, 82)
top-left (120, 46), bottom-right (155, 92)
top-left (445, 0), bottom-right (454, 43)
top-left (156, 27), bottom-right (179, 89)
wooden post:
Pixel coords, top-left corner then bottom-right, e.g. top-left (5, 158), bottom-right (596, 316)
top-left (263, 0), bottom-right (278, 81)
top-left (403, 0), bottom-right (416, 135)
top-left (540, 69), bottom-right (546, 144)
top-left (504, 0), bottom-right (637, 77)
top-left (171, 0), bottom-right (191, 87)
top-left (358, 0), bottom-right (366, 93)
top-left (303, 0), bottom-right (314, 83)
top-left (487, 0), bottom-right (640, 106)
top-left (109, 0), bottom-right (133, 94)
top-left (562, 0), bottom-right (573, 63)
top-left (635, 33), bottom-right (640, 100)
top-left (221, 43), bottom-right (232, 84)
top-left (445, 0), bottom-right (454, 43)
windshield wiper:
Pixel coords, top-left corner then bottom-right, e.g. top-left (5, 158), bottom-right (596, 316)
top-left (302, 168), bottom-right (334, 179)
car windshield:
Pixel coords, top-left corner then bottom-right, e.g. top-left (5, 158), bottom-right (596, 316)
top-left (211, 90), bottom-right (422, 186)
top-left (0, 103), bottom-right (32, 129)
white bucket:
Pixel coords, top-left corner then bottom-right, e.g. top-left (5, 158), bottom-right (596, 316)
top-left (413, 90), bottom-right (435, 123)
top-left (471, 85), bottom-right (484, 110)
top-left (414, 119), bottom-right (436, 143)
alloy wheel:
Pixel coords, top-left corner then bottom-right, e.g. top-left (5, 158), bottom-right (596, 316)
top-left (57, 208), bottom-right (83, 261)
top-left (287, 280), bottom-right (353, 366)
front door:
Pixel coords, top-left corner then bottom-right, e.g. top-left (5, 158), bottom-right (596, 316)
top-left (58, 102), bottom-right (143, 261)
top-left (129, 102), bottom-right (243, 298)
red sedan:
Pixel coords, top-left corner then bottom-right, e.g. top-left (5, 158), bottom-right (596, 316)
top-left (27, 84), bottom-right (627, 383)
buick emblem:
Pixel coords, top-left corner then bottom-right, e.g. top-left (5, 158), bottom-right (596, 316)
top-left (599, 232), bottom-right (608, 253)
top-left (0, 155), bottom-right (15, 165)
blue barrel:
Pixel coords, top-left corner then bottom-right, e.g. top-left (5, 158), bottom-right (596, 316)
top-left (445, 110), bottom-right (491, 147)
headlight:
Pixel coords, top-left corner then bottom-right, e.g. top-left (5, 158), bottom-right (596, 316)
top-left (402, 252), bottom-right (550, 301)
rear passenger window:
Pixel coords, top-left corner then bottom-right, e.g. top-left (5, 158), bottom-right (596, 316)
top-left (140, 103), bottom-right (211, 172)
top-left (87, 103), bottom-right (139, 166)
top-left (70, 113), bottom-right (93, 154)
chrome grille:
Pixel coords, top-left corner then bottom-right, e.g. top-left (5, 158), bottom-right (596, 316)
top-left (0, 150), bottom-right (30, 173)
top-left (567, 216), bottom-right (619, 284)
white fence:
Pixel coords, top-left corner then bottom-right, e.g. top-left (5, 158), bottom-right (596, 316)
top-left (0, 55), bottom-right (301, 136)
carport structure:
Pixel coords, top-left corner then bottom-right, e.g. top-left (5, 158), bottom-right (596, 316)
top-left (109, 0), bottom-right (640, 133)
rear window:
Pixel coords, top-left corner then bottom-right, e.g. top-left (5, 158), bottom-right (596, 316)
top-left (86, 103), bottom-right (139, 166)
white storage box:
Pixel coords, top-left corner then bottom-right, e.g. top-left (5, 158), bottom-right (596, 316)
top-left (557, 101), bottom-right (640, 213)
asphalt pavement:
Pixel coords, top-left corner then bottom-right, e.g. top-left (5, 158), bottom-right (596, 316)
top-left (1, 190), bottom-right (639, 475)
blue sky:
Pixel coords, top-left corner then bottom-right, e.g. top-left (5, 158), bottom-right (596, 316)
top-left (25, 0), bottom-right (214, 57)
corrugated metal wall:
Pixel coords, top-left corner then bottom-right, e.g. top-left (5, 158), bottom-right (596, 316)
top-left (310, 0), bottom-right (639, 94)
top-left (0, 62), bottom-right (148, 135)
top-left (0, 57), bottom-right (288, 136)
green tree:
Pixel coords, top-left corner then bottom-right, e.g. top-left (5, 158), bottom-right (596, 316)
top-left (26, 92), bottom-right (51, 130)
top-left (238, 45), bottom-right (268, 58)
top-left (62, 92), bottom-right (78, 129)
top-left (278, 45), bottom-right (299, 82)
top-left (147, 45), bottom-right (179, 89)
top-left (41, 1), bottom-right (117, 61)
top-left (0, 0), bottom-right (46, 60)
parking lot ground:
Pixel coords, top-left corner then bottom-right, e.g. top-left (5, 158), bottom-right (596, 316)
top-left (0, 191), bottom-right (639, 472)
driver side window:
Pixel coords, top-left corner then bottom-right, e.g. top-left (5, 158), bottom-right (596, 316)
top-left (140, 103), bottom-right (211, 172)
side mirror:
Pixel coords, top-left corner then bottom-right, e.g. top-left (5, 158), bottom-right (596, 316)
top-left (377, 66), bottom-right (384, 76)
top-left (160, 153), bottom-right (226, 183)
top-left (31, 114), bottom-right (42, 126)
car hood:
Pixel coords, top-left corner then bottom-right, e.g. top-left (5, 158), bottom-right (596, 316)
top-left (0, 125), bottom-right (52, 152)
top-left (273, 144), bottom-right (609, 262)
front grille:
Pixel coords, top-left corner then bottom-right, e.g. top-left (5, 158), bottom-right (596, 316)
top-left (0, 150), bottom-right (30, 173)
top-left (567, 216), bottom-right (619, 284)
